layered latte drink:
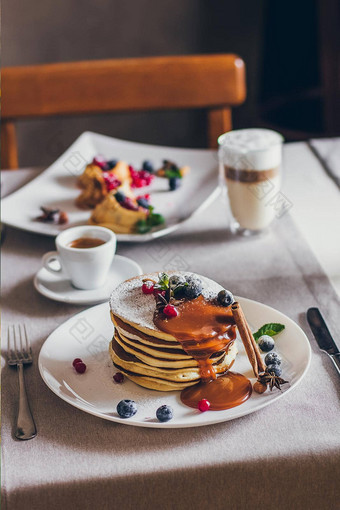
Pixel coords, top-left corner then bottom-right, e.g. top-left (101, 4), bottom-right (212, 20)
top-left (218, 129), bottom-right (284, 235)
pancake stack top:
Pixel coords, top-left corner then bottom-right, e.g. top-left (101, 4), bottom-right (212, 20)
top-left (109, 272), bottom-right (238, 391)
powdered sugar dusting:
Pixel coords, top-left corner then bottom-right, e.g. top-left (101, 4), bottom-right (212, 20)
top-left (109, 271), bottom-right (224, 333)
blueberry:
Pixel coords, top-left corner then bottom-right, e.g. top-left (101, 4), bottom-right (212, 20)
top-left (169, 275), bottom-right (186, 287)
top-left (258, 335), bottom-right (275, 353)
top-left (169, 177), bottom-right (180, 191)
top-left (184, 275), bottom-right (202, 299)
top-left (115, 191), bottom-right (125, 203)
top-left (142, 160), bottom-right (154, 173)
top-left (265, 352), bottom-right (282, 366)
top-left (266, 364), bottom-right (282, 377)
top-left (156, 405), bottom-right (173, 422)
top-left (107, 159), bottom-right (118, 169)
top-left (137, 197), bottom-right (150, 209)
top-left (217, 289), bottom-right (234, 307)
top-left (116, 399), bottom-right (138, 419)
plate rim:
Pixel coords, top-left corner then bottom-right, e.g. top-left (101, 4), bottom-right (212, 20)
top-left (2, 131), bottom-right (220, 241)
top-left (38, 296), bottom-right (312, 428)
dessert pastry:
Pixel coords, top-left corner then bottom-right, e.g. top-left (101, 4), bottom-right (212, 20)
top-left (76, 156), bottom-right (166, 233)
top-left (76, 161), bottom-right (131, 209)
top-left (110, 271), bottom-right (268, 410)
top-left (89, 193), bottom-right (149, 235)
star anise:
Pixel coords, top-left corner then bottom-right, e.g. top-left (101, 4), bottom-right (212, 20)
top-left (36, 206), bottom-right (60, 223)
top-left (257, 371), bottom-right (289, 391)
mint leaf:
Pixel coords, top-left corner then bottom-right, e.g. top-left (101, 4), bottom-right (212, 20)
top-left (136, 219), bottom-right (151, 234)
top-left (253, 323), bottom-right (285, 341)
top-left (136, 210), bottom-right (164, 234)
top-left (156, 272), bottom-right (170, 290)
top-left (165, 169), bottom-right (182, 179)
top-left (149, 213), bottom-right (165, 226)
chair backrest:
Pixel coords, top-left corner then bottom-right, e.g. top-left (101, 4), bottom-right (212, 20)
top-left (2, 54), bottom-right (246, 169)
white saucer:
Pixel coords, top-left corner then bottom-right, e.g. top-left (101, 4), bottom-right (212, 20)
top-left (34, 255), bottom-right (143, 305)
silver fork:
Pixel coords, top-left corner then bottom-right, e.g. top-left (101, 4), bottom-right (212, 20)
top-left (7, 325), bottom-right (37, 440)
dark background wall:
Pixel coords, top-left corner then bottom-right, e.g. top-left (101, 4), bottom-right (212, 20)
top-left (3, 0), bottom-right (330, 168)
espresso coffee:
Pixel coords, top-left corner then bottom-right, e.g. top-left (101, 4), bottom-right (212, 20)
top-left (69, 237), bottom-right (106, 249)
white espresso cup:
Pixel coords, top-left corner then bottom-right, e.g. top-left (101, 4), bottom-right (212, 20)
top-left (42, 226), bottom-right (116, 290)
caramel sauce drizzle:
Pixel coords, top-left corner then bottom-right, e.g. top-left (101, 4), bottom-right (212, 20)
top-left (154, 295), bottom-right (252, 410)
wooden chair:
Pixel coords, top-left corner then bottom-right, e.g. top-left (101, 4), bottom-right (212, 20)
top-left (1, 54), bottom-right (246, 169)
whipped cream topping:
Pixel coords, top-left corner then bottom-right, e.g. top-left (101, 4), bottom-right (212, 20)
top-left (109, 272), bottom-right (224, 334)
top-left (218, 128), bottom-right (284, 170)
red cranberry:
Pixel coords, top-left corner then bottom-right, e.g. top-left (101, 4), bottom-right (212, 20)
top-left (72, 358), bottom-right (82, 367)
top-left (163, 304), bottom-right (178, 318)
top-left (198, 399), bottom-right (211, 412)
top-left (142, 282), bottom-right (155, 294)
top-left (74, 362), bottom-right (86, 374)
top-left (113, 372), bottom-right (124, 383)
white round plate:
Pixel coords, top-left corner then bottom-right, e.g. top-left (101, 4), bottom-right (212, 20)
top-left (34, 255), bottom-right (142, 305)
top-left (38, 297), bottom-right (311, 428)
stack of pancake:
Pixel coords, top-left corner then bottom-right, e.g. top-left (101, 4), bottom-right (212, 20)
top-left (109, 272), bottom-right (238, 391)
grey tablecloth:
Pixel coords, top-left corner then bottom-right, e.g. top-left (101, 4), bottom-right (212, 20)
top-left (2, 146), bottom-right (340, 510)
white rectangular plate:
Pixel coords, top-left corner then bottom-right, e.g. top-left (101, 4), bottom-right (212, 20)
top-left (1, 132), bottom-right (220, 241)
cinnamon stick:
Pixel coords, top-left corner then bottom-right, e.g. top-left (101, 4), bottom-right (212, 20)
top-left (231, 302), bottom-right (265, 377)
top-left (245, 320), bottom-right (266, 373)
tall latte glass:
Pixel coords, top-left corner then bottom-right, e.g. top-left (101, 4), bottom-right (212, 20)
top-left (218, 128), bottom-right (284, 236)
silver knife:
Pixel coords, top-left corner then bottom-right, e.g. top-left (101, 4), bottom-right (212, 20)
top-left (307, 307), bottom-right (340, 376)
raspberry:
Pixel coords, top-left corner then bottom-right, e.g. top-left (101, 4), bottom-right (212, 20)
top-left (72, 358), bottom-right (82, 367)
top-left (129, 166), bottom-right (154, 188)
top-left (74, 362), bottom-right (86, 374)
top-left (163, 304), bottom-right (178, 318)
top-left (102, 172), bottom-right (121, 191)
top-left (113, 372), bottom-right (124, 383)
top-left (198, 399), bottom-right (210, 412)
top-left (142, 282), bottom-right (155, 294)
top-left (92, 156), bottom-right (108, 170)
